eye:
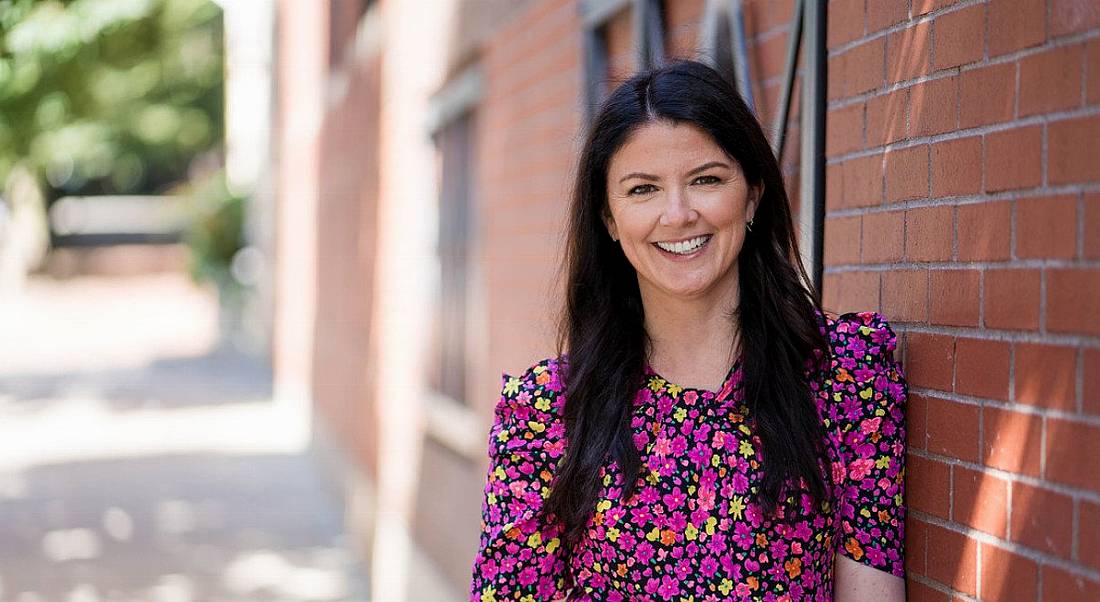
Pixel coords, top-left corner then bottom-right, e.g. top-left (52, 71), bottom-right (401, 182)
top-left (693, 175), bottom-right (721, 185)
top-left (628, 184), bottom-right (657, 196)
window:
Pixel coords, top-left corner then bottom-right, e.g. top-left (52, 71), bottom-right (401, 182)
top-left (581, 0), bottom-right (666, 122)
top-left (427, 65), bottom-right (483, 405)
top-left (433, 112), bottom-right (475, 403)
top-left (699, 0), bottom-right (755, 113)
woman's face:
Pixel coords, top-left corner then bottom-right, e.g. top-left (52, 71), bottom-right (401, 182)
top-left (604, 120), bottom-right (760, 302)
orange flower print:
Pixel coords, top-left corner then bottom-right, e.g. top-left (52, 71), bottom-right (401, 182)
top-left (845, 537), bottom-right (864, 560)
top-left (784, 557), bottom-right (802, 578)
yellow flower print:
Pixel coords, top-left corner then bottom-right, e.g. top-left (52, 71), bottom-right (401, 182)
top-left (545, 537), bottom-right (560, 553)
top-left (503, 376), bottom-right (521, 397)
top-left (480, 586), bottom-right (496, 602)
top-left (875, 456), bottom-right (891, 469)
top-left (718, 579), bottom-right (733, 595)
top-left (527, 532), bottom-right (542, 548)
top-left (606, 527), bottom-right (620, 542)
top-left (738, 440), bottom-right (754, 457)
top-left (534, 396), bottom-right (551, 410)
top-left (685, 523), bottom-right (699, 540)
top-left (649, 376), bottom-right (666, 392)
top-left (729, 496), bottom-right (746, 520)
top-left (674, 407), bottom-right (688, 422)
top-left (667, 383), bottom-right (683, 397)
top-left (705, 516), bottom-right (718, 536)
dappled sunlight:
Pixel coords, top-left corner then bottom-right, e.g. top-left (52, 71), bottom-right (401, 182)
top-left (102, 506), bottom-right (134, 542)
top-left (41, 528), bottom-right (102, 562)
top-left (222, 549), bottom-right (350, 600)
top-left (0, 273), bottom-right (366, 600)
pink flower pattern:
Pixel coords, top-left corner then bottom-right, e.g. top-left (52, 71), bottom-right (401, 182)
top-left (470, 311), bottom-right (907, 601)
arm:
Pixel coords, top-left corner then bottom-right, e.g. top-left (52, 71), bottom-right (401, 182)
top-left (469, 360), bottom-right (572, 602)
top-left (829, 312), bottom-right (909, 599)
top-left (834, 553), bottom-right (906, 601)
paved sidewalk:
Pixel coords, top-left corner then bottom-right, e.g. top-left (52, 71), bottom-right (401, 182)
top-left (0, 273), bottom-right (370, 602)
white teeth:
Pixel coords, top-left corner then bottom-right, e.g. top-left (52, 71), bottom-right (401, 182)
top-left (656, 235), bottom-right (710, 255)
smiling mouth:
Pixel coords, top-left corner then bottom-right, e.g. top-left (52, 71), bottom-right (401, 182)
top-left (652, 234), bottom-right (712, 255)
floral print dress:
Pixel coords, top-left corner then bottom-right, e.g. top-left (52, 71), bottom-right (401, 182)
top-left (469, 311), bottom-right (907, 601)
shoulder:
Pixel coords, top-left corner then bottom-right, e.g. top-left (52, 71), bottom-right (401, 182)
top-left (822, 310), bottom-right (907, 425)
top-left (825, 310), bottom-right (900, 367)
top-left (490, 356), bottom-right (567, 459)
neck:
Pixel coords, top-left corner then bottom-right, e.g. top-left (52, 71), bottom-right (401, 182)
top-left (639, 270), bottom-right (741, 382)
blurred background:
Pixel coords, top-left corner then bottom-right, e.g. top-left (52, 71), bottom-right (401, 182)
top-left (1, 0), bottom-right (1098, 601)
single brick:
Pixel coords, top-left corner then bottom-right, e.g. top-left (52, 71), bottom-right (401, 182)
top-left (931, 136), bottom-right (981, 197)
top-left (982, 406), bottom-right (1042, 477)
top-left (1047, 268), bottom-right (1100, 337)
top-left (983, 269), bottom-right (1040, 331)
top-left (861, 210), bottom-right (905, 263)
top-left (1016, 194), bottom-right (1078, 259)
top-left (1014, 343), bottom-right (1078, 412)
top-left (887, 22), bottom-right (932, 84)
top-left (959, 62), bottom-right (1015, 128)
top-left (980, 543), bottom-right (1039, 601)
top-left (866, 87), bottom-right (907, 147)
top-left (883, 269), bottom-right (929, 322)
top-left (929, 269), bottom-right (980, 327)
top-left (910, 76), bottom-right (959, 137)
top-left (988, 0), bottom-right (1046, 56)
top-left (1009, 481), bottom-right (1074, 559)
top-left (1019, 44), bottom-right (1084, 116)
top-left (933, 5), bottom-right (985, 70)
top-left (984, 126), bottom-right (1042, 192)
top-left (952, 465), bottom-right (1007, 537)
top-left (886, 145), bottom-right (930, 202)
top-left (905, 205), bottom-right (953, 262)
top-left (1049, 115), bottom-right (1100, 185)
top-left (957, 201), bottom-right (1011, 261)
top-left (955, 338), bottom-right (1010, 400)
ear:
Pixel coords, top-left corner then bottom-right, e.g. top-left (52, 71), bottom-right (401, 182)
top-left (748, 182), bottom-right (764, 221)
top-left (602, 209), bottom-right (619, 242)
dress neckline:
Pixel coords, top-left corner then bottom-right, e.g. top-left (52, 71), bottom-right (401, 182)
top-left (643, 353), bottom-right (743, 398)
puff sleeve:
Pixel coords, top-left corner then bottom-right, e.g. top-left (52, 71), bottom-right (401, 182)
top-left (469, 358), bottom-right (572, 601)
top-left (827, 311), bottom-right (908, 578)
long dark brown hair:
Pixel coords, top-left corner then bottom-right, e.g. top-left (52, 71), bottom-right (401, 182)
top-left (544, 59), bottom-right (831, 553)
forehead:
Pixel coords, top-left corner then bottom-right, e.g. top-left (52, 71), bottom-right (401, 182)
top-left (608, 120), bottom-right (730, 175)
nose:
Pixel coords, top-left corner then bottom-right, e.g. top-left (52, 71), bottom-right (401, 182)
top-left (659, 186), bottom-right (698, 227)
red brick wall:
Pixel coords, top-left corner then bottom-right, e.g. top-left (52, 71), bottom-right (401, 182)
top-left (822, 0), bottom-right (1100, 599)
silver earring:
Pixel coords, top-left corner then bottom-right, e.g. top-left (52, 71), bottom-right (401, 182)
top-left (746, 218), bottom-right (754, 232)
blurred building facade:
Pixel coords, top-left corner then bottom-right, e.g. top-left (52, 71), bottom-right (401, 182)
top-left (269, 0), bottom-right (1100, 600)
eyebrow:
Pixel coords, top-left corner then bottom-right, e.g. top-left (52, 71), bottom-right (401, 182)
top-left (617, 161), bottom-right (731, 184)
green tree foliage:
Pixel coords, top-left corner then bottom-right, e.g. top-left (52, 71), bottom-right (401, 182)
top-left (0, 0), bottom-right (224, 196)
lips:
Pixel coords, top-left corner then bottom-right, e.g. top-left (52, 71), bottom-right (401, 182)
top-left (653, 234), bottom-right (713, 255)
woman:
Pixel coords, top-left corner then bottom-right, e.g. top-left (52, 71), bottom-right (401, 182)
top-left (469, 59), bottom-right (907, 601)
